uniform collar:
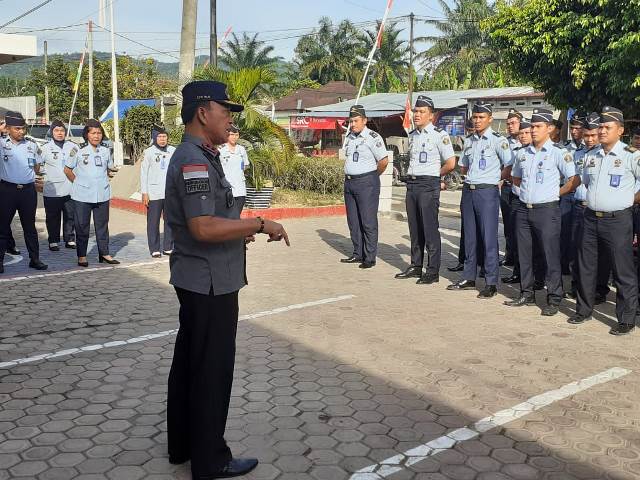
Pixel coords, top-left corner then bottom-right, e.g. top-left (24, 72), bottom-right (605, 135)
top-left (474, 127), bottom-right (493, 140)
top-left (183, 133), bottom-right (219, 156)
top-left (350, 127), bottom-right (368, 138)
top-left (416, 123), bottom-right (435, 134)
top-left (526, 139), bottom-right (554, 154)
top-left (598, 140), bottom-right (625, 157)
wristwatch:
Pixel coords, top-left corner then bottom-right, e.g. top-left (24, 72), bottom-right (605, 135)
top-left (256, 216), bottom-right (265, 234)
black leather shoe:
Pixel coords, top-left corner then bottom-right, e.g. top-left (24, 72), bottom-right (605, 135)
top-left (595, 294), bottom-right (607, 305)
top-left (447, 279), bottom-right (476, 291)
top-left (201, 457), bottom-right (259, 479)
top-left (564, 290), bottom-right (577, 300)
top-left (6, 247), bottom-right (20, 255)
top-left (567, 314), bottom-right (591, 324)
top-left (395, 266), bottom-right (422, 279)
top-left (0, 263), bottom-right (4, 274)
top-left (65, 241), bottom-right (77, 249)
top-left (447, 263), bottom-right (464, 272)
top-left (477, 285), bottom-right (497, 298)
top-left (340, 255), bottom-right (361, 264)
top-left (99, 256), bottom-right (120, 265)
top-left (504, 295), bottom-right (536, 307)
top-left (29, 259), bottom-right (48, 271)
top-left (169, 454), bottom-right (189, 465)
top-left (417, 273), bottom-right (439, 285)
top-left (49, 243), bottom-right (60, 252)
top-left (541, 304), bottom-right (559, 316)
top-left (359, 261), bottom-right (376, 269)
top-left (77, 260), bottom-right (89, 268)
top-left (503, 258), bottom-right (515, 267)
top-left (533, 281), bottom-right (545, 290)
top-left (501, 274), bottom-right (520, 284)
top-left (610, 324), bottom-right (635, 336)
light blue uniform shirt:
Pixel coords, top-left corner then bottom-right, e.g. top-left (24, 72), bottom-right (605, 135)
top-left (219, 143), bottom-right (250, 197)
top-left (140, 144), bottom-right (176, 201)
top-left (65, 142), bottom-right (113, 204)
top-left (0, 137), bottom-right (43, 184)
top-left (459, 127), bottom-right (513, 185)
top-left (572, 145), bottom-right (595, 201)
top-left (344, 126), bottom-right (388, 175)
top-left (512, 139), bottom-right (576, 204)
top-left (407, 123), bottom-right (455, 177)
top-left (41, 140), bottom-right (77, 197)
top-left (563, 139), bottom-right (584, 154)
top-left (507, 136), bottom-right (522, 195)
top-left (583, 141), bottom-right (640, 212)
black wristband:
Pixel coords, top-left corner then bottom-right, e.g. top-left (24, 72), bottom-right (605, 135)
top-left (256, 216), bottom-right (265, 234)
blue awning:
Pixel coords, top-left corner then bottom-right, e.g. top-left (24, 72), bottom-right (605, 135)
top-left (99, 99), bottom-right (156, 122)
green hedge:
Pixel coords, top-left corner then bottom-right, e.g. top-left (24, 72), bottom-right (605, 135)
top-left (273, 156), bottom-right (343, 195)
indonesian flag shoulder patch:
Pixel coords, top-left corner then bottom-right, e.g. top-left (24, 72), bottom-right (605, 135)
top-left (182, 164), bottom-right (210, 194)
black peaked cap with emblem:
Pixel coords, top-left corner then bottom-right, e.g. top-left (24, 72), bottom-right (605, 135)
top-left (349, 104), bottom-right (366, 118)
top-left (507, 108), bottom-right (523, 120)
top-left (5, 110), bottom-right (25, 127)
top-left (472, 101), bottom-right (492, 114)
top-left (584, 112), bottom-right (600, 130)
top-left (570, 110), bottom-right (587, 127)
top-left (414, 95), bottom-right (434, 109)
top-left (530, 108), bottom-right (554, 123)
top-left (519, 118), bottom-right (532, 129)
top-left (181, 80), bottom-right (244, 112)
top-left (600, 106), bottom-right (624, 123)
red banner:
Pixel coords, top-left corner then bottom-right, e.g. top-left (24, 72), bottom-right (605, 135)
top-left (290, 116), bottom-right (345, 130)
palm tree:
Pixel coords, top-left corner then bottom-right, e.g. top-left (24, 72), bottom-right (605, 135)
top-left (219, 33), bottom-right (282, 70)
top-left (294, 17), bottom-right (365, 85)
top-left (416, 0), bottom-right (500, 89)
top-left (361, 21), bottom-right (410, 92)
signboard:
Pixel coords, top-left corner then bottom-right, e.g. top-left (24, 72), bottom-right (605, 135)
top-left (290, 116), bottom-right (346, 130)
top-left (435, 108), bottom-right (466, 137)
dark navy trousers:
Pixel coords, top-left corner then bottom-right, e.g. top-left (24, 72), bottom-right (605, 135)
top-left (0, 181), bottom-right (40, 261)
top-left (44, 195), bottom-right (75, 244)
top-left (147, 199), bottom-right (173, 254)
top-left (461, 185), bottom-right (500, 285)
top-left (344, 173), bottom-right (380, 263)
top-left (73, 200), bottom-right (110, 257)
top-left (405, 176), bottom-right (441, 274)
top-left (570, 203), bottom-right (610, 296)
top-left (500, 182), bottom-right (516, 262)
top-left (560, 192), bottom-right (575, 274)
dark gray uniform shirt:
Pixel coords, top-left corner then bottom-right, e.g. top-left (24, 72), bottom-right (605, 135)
top-left (164, 134), bottom-right (246, 296)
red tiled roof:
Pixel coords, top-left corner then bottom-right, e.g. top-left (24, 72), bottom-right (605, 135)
top-left (274, 81), bottom-right (357, 111)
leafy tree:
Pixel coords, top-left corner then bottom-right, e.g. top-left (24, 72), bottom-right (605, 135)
top-left (485, 0), bottom-right (640, 115)
top-left (25, 57), bottom-right (74, 121)
top-left (361, 21), bottom-right (409, 93)
top-left (219, 33), bottom-right (281, 70)
top-left (294, 17), bottom-right (365, 85)
top-left (122, 104), bottom-right (161, 162)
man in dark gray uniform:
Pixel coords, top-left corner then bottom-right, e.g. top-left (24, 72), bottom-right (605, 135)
top-left (164, 80), bottom-right (289, 479)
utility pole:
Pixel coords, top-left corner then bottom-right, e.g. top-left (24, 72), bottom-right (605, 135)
top-left (408, 12), bottom-right (415, 103)
top-left (210, 0), bottom-right (218, 67)
top-left (109, 0), bottom-right (123, 166)
top-left (44, 40), bottom-right (49, 124)
top-left (88, 20), bottom-right (94, 119)
top-left (178, 0), bottom-right (198, 86)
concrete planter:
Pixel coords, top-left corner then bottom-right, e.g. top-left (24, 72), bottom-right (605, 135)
top-left (245, 187), bottom-right (274, 210)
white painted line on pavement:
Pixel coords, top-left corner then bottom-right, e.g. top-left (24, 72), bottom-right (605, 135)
top-left (0, 258), bottom-right (169, 283)
top-left (0, 294), bottom-right (355, 370)
top-left (349, 366), bottom-right (631, 479)
top-left (2, 254), bottom-right (23, 266)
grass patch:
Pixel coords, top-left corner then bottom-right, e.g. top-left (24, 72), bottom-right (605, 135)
top-left (272, 188), bottom-right (344, 207)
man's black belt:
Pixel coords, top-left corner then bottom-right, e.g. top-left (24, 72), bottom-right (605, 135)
top-left (406, 175), bottom-right (439, 181)
top-left (573, 199), bottom-right (587, 206)
top-left (345, 170), bottom-right (377, 180)
top-left (523, 201), bottom-right (559, 209)
top-left (0, 179), bottom-right (34, 190)
top-left (463, 183), bottom-right (498, 190)
top-left (586, 207), bottom-right (631, 218)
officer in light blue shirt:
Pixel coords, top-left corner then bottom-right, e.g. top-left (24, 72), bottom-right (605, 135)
top-left (64, 119), bottom-right (119, 267)
top-left (505, 108), bottom-right (579, 315)
top-left (395, 95), bottom-right (455, 284)
top-left (569, 106), bottom-right (640, 335)
top-left (0, 111), bottom-right (48, 273)
top-left (341, 105), bottom-right (389, 268)
top-left (501, 108), bottom-right (523, 269)
top-left (41, 119), bottom-right (77, 251)
top-left (447, 101), bottom-right (513, 298)
top-left (141, 125), bottom-right (176, 257)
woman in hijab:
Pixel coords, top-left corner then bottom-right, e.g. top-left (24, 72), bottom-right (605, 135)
top-left (64, 119), bottom-right (119, 267)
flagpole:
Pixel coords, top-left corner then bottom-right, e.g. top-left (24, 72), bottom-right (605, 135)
top-left (67, 41), bottom-right (87, 138)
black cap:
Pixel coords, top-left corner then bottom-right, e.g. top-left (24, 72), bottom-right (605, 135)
top-left (600, 106), bottom-right (624, 123)
top-left (5, 111), bottom-right (25, 127)
top-left (472, 101), bottom-right (492, 114)
top-left (519, 118), bottom-right (532, 129)
top-left (349, 104), bottom-right (366, 118)
top-left (584, 112), bottom-right (600, 130)
top-left (530, 108), bottom-right (554, 123)
top-left (228, 124), bottom-right (239, 133)
top-left (569, 110), bottom-right (586, 127)
top-left (152, 124), bottom-right (167, 135)
top-left (181, 80), bottom-right (244, 112)
top-left (50, 119), bottom-right (67, 131)
top-left (507, 108), bottom-right (523, 120)
top-left (414, 95), bottom-right (434, 109)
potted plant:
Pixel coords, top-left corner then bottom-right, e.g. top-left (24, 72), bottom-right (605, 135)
top-left (245, 147), bottom-right (280, 209)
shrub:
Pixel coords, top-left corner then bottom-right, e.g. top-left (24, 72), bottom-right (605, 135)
top-left (267, 155), bottom-right (343, 195)
top-left (122, 105), bottom-right (161, 162)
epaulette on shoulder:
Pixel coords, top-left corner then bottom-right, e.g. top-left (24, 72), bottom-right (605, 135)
top-left (409, 129), bottom-right (417, 135)
top-left (492, 131), bottom-right (503, 138)
top-left (369, 130), bottom-right (379, 138)
top-left (553, 142), bottom-right (564, 149)
top-left (513, 146), bottom-right (522, 151)
top-left (564, 140), bottom-right (571, 146)
top-left (466, 133), bottom-right (473, 138)
top-left (625, 145), bottom-right (638, 153)
top-left (80, 142), bottom-right (88, 148)
top-left (434, 126), bottom-right (444, 133)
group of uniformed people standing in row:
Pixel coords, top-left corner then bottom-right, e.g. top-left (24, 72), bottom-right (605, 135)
top-left (0, 112), bottom-right (120, 273)
top-left (340, 96), bottom-right (640, 337)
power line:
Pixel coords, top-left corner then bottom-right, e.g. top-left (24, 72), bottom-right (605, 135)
top-left (93, 23), bottom-right (180, 60)
top-left (0, 0), bottom-right (54, 30)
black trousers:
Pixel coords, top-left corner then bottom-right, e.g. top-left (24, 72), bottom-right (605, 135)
top-left (516, 203), bottom-right (563, 304)
top-left (344, 173), bottom-right (380, 263)
top-left (73, 200), bottom-right (110, 257)
top-left (560, 192), bottom-right (575, 274)
top-left (147, 199), bottom-right (173, 254)
top-left (168, 287), bottom-right (238, 477)
top-left (232, 196), bottom-right (245, 219)
top-left (570, 203), bottom-right (610, 296)
top-left (405, 177), bottom-right (441, 274)
top-left (500, 183), bottom-right (515, 262)
top-left (462, 186), bottom-right (500, 285)
top-left (458, 198), bottom-right (485, 268)
top-left (0, 181), bottom-right (39, 261)
top-left (576, 209), bottom-right (637, 325)
top-left (510, 197), bottom-right (545, 281)
top-left (44, 195), bottom-right (75, 244)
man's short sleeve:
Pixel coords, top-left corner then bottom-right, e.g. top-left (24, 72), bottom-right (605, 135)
top-left (512, 153), bottom-right (523, 178)
top-left (631, 151), bottom-right (640, 180)
top-left (496, 137), bottom-right (513, 166)
top-left (175, 163), bottom-right (217, 219)
top-left (558, 150), bottom-right (576, 179)
top-left (65, 147), bottom-right (78, 169)
top-left (368, 133), bottom-right (388, 162)
top-left (438, 132), bottom-right (455, 161)
top-left (458, 139), bottom-right (470, 167)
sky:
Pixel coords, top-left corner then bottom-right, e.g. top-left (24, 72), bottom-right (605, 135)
top-left (1, 0), bottom-right (444, 63)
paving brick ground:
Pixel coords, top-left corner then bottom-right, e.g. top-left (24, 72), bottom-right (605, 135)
top-left (1, 204), bottom-right (640, 479)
